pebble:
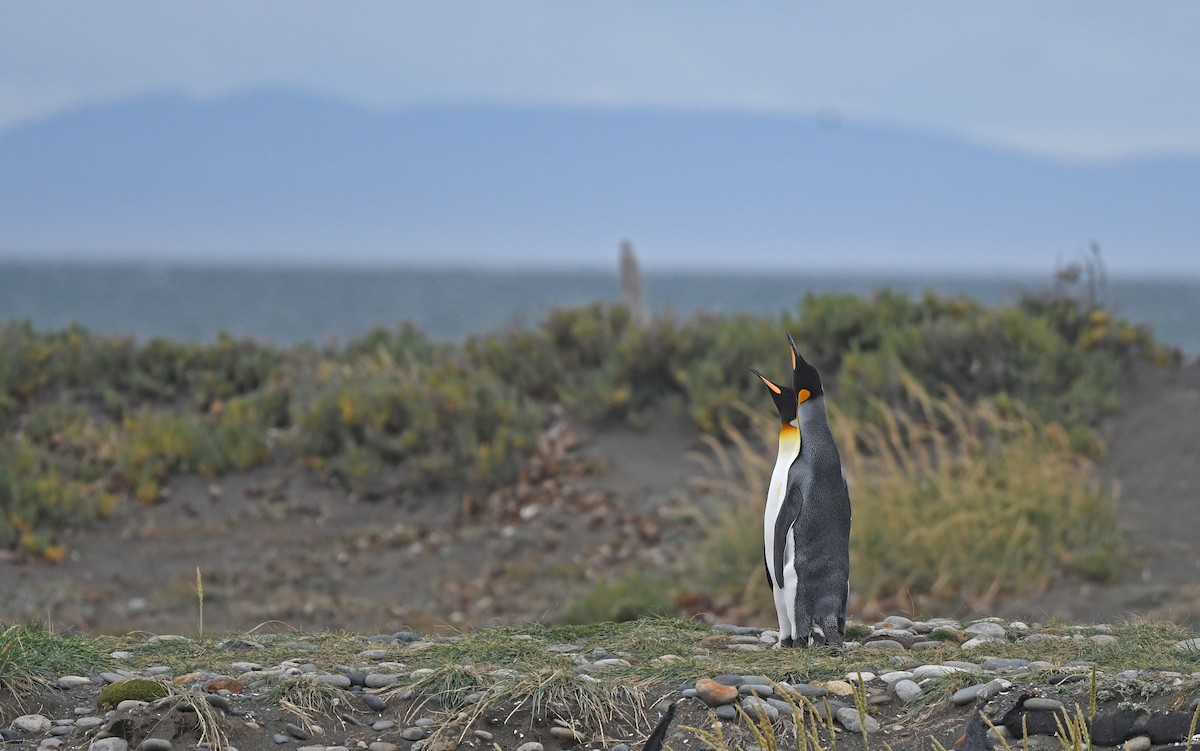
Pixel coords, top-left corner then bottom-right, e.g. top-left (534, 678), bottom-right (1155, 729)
top-left (549, 726), bottom-right (584, 742)
top-left (57, 675), bottom-right (93, 689)
top-left (880, 670), bottom-right (913, 683)
top-left (272, 735), bottom-right (288, 744)
top-left (912, 665), bottom-right (962, 680)
top-left (89, 740), bottom-right (130, 751)
top-left (961, 636), bottom-right (1003, 650)
top-left (371, 720), bottom-right (395, 731)
top-left (711, 674), bottom-right (743, 686)
top-left (75, 717), bottom-right (105, 729)
top-left (845, 670), bottom-right (876, 682)
top-left (364, 674), bottom-right (401, 689)
top-left (893, 679), bottom-right (923, 703)
top-left (713, 624), bottom-right (762, 635)
top-left (472, 731), bottom-right (493, 742)
top-left (835, 707), bottom-right (880, 734)
top-left (981, 657), bottom-right (1029, 672)
top-left (950, 681), bottom-right (1005, 706)
top-left (739, 684), bottom-right (774, 697)
top-left (13, 715), bottom-right (52, 734)
top-left (41, 740), bottom-right (64, 750)
top-left (400, 728), bottom-right (426, 741)
top-left (1172, 638), bottom-right (1200, 653)
top-left (1023, 697), bottom-right (1065, 711)
top-left (1090, 634), bottom-right (1118, 646)
top-left (138, 740), bottom-right (172, 751)
top-left (49, 726), bottom-right (74, 736)
top-left (0, 730), bottom-right (19, 742)
top-left (713, 704), bottom-right (738, 720)
top-left (611, 745), bottom-right (630, 751)
top-left (544, 644), bottom-right (583, 653)
top-left (515, 743), bottom-right (544, 751)
top-left (740, 696), bottom-right (779, 722)
top-left (964, 622), bottom-right (1007, 639)
top-left (369, 744), bottom-right (399, 751)
top-left (878, 616), bottom-right (914, 630)
top-left (1123, 737), bottom-right (1152, 751)
top-left (911, 640), bottom-right (943, 650)
top-left (99, 672), bottom-right (130, 684)
top-left (784, 683), bottom-right (827, 699)
top-left (695, 678), bottom-right (739, 706)
top-left (284, 723), bottom-right (310, 740)
top-left (822, 680), bottom-right (855, 697)
top-left (414, 718), bottom-right (436, 728)
top-left (313, 674), bottom-right (351, 688)
top-left (392, 631), bottom-right (421, 642)
top-left (863, 639), bottom-right (905, 650)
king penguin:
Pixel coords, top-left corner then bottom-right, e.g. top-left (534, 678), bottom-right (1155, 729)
top-left (748, 365), bottom-right (802, 647)
top-left (772, 335), bottom-right (852, 647)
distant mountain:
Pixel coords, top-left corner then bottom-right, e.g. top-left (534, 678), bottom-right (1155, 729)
top-left (1, 89), bottom-right (1197, 273)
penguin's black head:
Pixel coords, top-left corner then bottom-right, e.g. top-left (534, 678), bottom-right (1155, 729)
top-left (749, 368), bottom-right (797, 424)
top-left (788, 334), bottom-right (823, 405)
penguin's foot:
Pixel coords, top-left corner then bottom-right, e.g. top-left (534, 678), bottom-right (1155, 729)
top-left (778, 636), bottom-right (794, 648)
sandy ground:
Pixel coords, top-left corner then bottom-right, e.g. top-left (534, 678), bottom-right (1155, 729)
top-left (2, 360), bottom-right (1199, 633)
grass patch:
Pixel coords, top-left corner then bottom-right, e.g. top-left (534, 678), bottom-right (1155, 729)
top-left (0, 624), bottom-right (113, 695)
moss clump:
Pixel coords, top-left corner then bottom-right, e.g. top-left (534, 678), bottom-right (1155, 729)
top-left (97, 677), bottom-right (169, 708)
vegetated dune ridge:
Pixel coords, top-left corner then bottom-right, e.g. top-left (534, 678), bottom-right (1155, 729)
top-left (1, 354), bottom-right (1198, 634)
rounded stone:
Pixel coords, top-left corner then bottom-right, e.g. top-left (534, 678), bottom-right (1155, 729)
top-left (313, 674), bottom-right (351, 688)
top-left (272, 735), bottom-right (288, 744)
top-left (362, 671), bottom-right (400, 686)
top-left (400, 728), bottom-right (426, 741)
top-left (89, 739), bottom-right (130, 751)
top-left (964, 622), bottom-right (1007, 639)
top-left (57, 676), bottom-right (93, 689)
top-left (835, 707), bottom-right (880, 734)
top-left (360, 694), bottom-right (387, 711)
top-left (695, 678), bottom-right (739, 706)
top-left (951, 683), bottom-right (993, 706)
top-left (739, 683), bottom-right (774, 697)
top-left (515, 743), bottom-right (544, 751)
top-left (894, 679), bottom-right (923, 703)
top-left (1023, 697), bottom-right (1065, 711)
top-left (369, 744), bottom-right (399, 751)
top-left (822, 680), bottom-right (855, 697)
top-left (713, 704), bottom-right (738, 720)
top-left (13, 715), bottom-right (52, 734)
top-left (740, 697), bottom-right (779, 722)
top-left (138, 739), bottom-right (173, 751)
top-left (372, 720), bottom-right (395, 731)
top-left (1123, 737), bottom-right (1151, 751)
top-left (75, 718), bottom-right (105, 730)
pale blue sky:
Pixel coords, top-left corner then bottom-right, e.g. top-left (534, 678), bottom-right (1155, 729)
top-left (3, 1), bottom-right (1200, 160)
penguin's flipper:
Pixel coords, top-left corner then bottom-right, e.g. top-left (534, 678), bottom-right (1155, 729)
top-left (772, 480), bottom-right (804, 588)
top-left (642, 702), bottom-right (677, 751)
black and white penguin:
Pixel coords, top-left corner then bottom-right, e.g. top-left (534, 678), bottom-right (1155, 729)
top-left (772, 335), bottom-right (852, 647)
top-left (749, 366), bottom-right (802, 647)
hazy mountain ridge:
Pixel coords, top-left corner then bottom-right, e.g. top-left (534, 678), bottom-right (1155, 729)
top-left (2, 89), bottom-right (1197, 272)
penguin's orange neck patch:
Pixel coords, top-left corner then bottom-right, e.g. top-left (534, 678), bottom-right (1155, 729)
top-left (797, 388), bottom-right (811, 404)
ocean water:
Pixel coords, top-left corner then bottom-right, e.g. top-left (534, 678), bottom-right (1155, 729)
top-left (1, 262), bottom-right (1197, 355)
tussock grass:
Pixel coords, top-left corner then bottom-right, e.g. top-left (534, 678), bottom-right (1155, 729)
top-left (0, 624), bottom-right (112, 696)
top-left (687, 373), bottom-right (1125, 618)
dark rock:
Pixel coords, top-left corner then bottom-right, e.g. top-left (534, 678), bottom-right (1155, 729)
top-left (284, 723), bottom-right (310, 740)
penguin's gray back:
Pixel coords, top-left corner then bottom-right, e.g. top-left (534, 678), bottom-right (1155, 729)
top-left (789, 396), bottom-right (852, 642)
